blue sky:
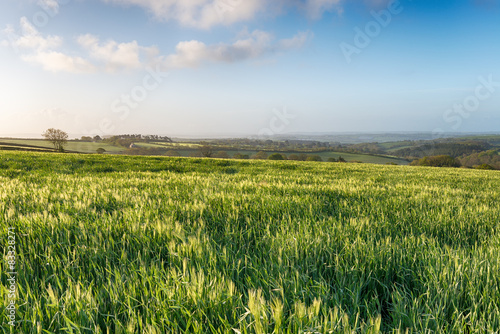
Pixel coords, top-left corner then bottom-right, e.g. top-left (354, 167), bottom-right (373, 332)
top-left (1, 0), bottom-right (499, 138)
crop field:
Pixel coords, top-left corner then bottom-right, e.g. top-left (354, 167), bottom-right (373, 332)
top-left (133, 144), bottom-right (408, 165)
top-left (0, 139), bottom-right (123, 154)
top-left (1, 151), bottom-right (499, 333)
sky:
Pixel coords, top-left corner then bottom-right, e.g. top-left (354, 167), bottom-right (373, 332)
top-left (0, 0), bottom-right (499, 138)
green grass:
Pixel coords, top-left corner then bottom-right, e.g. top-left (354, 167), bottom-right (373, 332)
top-left (0, 151), bottom-right (499, 333)
top-left (0, 139), bottom-right (124, 153)
top-left (149, 147), bottom-right (408, 165)
top-left (1, 139), bottom-right (408, 164)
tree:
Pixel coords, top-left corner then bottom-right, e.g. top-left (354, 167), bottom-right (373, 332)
top-left (199, 144), bottom-right (214, 158)
top-left (268, 153), bottom-right (285, 160)
top-left (254, 151), bottom-right (268, 160)
top-left (410, 155), bottom-right (460, 168)
top-left (306, 155), bottom-right (323, 162)
top-left (42, 128), bottom-right (68, 152)
top-left (327, 157), bottom-right (337, 162)
top-left (338, 156), bottom-right (346, 163)
top-left (214, 151), bottom-right (229, 159)
top-left (96, 148), bottom-right (106, 154)
top-left (233, 153), bottom-right (249, 159)
top-left (475, 164), bottom-right (494, 170)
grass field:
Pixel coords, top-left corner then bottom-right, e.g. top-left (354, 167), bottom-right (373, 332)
top-left (1, 139), bottom-right (408, 164)
top-left (133, 143), bottom-right (408, 165)
top-left (0, 139), bottom-right (124, 154)
top-left (1, 151), bottom-right (499, 333)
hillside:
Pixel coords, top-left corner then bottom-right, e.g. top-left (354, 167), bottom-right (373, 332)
top-left (1, 151), bottom-right (499, 333)
top-left (0, 138), bottom-right (410, 165)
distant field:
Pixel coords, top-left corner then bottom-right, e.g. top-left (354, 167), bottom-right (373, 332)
top-left (134, 143), bottom-right (409, 164)
top-left (1, 139), bottom-right (408, 164)
top-left (0, 139), bottom-right (124, 153)
top-left (0, 151), bottom-right (499, 333)
top-left (135, 142), bottom-right (202, 149)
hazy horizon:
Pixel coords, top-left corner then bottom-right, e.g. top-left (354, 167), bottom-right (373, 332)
top-left (1, 0), bottom-right (499, 138)
top-left (1, 130), bottom-right (499, 142)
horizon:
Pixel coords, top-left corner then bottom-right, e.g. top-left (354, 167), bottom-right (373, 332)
top-left (1, 0), bottom-right (500, 137)
top-left (2, 130), bottom-right (500, 142)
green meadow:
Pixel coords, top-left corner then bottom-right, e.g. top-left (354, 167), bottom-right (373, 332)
top-left (0, 139), bottom-right (124, 154)
top-left (0, 139), bottom-right (409, 165)
top-left (1, 151), bottom-right (499, 333)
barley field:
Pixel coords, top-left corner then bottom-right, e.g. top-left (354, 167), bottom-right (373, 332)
top-left (1, 151), bottom-right (499, 333)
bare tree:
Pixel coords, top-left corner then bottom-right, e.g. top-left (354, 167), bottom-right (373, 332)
top-left (199, 143), bottom-right (214, 158)
top-left (42, 128), bottom-right (68, 152)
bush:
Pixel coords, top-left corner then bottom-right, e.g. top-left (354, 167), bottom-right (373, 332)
top-left (96, 148), bottom-right (106, 154)
top-left (233, 153), bottom-right (249, 159)
top-left (474, 164), bottom-right (494, 170)
top-left (253, 151), bottom-right (268, 160)
top-left (327, 157), bottom-right (337, 162)
top-left (410, 155), bottom-right (461, 168)
top-left (306, 155), bottom-right (323, 162)
top-left (213, 151), bottom-right (230, 159)
top-left (268, 153), bottom-right (286, 160)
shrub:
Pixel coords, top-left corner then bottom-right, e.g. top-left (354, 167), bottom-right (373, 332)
top-left (253, 151), bottom-right (268, 160)
top-left (410, 155), bottom-right (460, 168)
top-left (233, 153), bottom-right (250, 159)
top-left (268, 153), bottom-right (286, 160)
top-left (306, 155), bottom-right (323, 162)
top-left (214, 151), bottom-right (230, 159)
top-left (474, 164), bottom-right (494, 170)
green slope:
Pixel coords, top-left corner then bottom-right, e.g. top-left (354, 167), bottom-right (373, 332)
top-left (1, 151), bottom-right (499, 333)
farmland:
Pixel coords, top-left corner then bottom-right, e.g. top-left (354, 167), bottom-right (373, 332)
top-left (0, 139), bottom-right (123, 154)
top-left (1, 151), bottom-right (499, 333)
top-left (0, 138), bottom-right (409, 165)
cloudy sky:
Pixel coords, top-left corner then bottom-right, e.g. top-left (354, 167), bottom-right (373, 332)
top-left (1, 0), bottom-right (499, 138)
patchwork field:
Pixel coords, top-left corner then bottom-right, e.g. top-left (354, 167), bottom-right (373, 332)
top-left (0, 139), bottom-right (124, 154)
top-left (0, 139), bottom-right (409, 164)
top-left (0, 151), bottom-right (499, 333)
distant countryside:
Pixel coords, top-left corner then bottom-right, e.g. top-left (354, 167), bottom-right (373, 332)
top-left (1, 132), bottom-right (499, 170)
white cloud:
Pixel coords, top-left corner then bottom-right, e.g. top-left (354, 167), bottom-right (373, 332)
top-left (2, 18), bottom-right (160, 73)
top-left (164, 30), bottom-right (312, 68)
top-left (278, 31), bottom-right (312, 50)
top-left (7, 17), bottom-right (62, 50)
top-left (2, 17), bottom-right (310, 73)
top-left (303, 0), bottom-right (343, 19)
top-left (78, 34), bottom-right (160, 72)
top-left (37, 0), bottom-right (60, 14)
top-left (22, 51), bottom-right (96, 73)
top-left (104, 0), bottom-right (265, 29)
top-left (101, 0), bottom-right (385, 28)
top-left (2, 18), bottom-right (95, 73)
